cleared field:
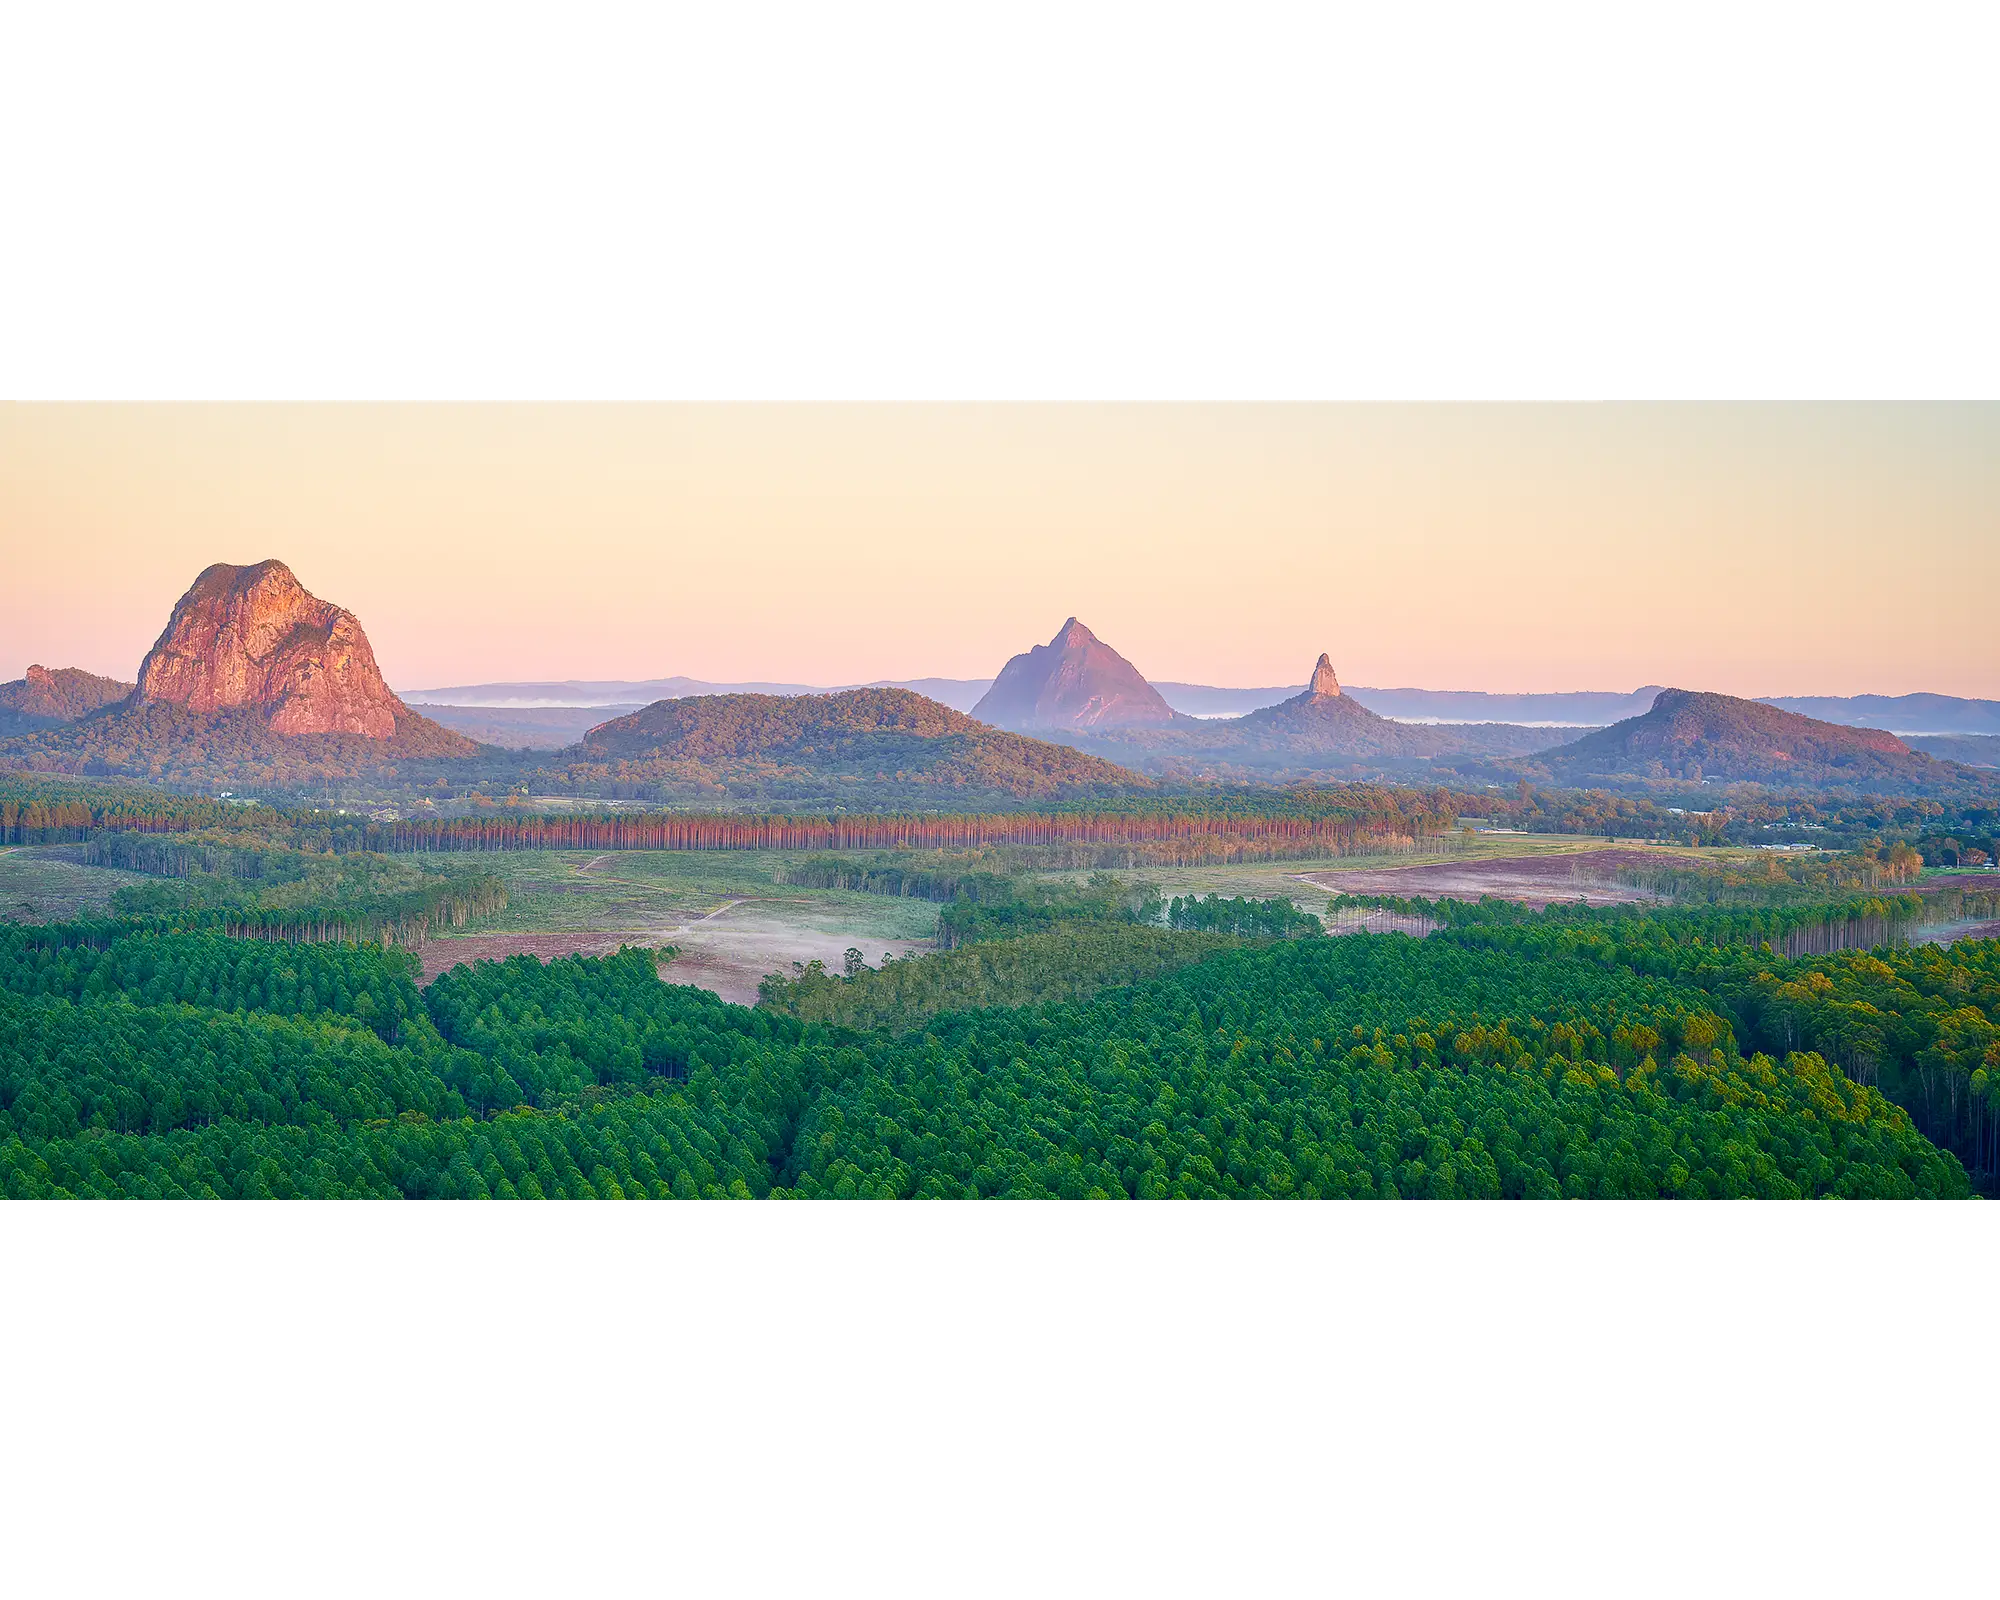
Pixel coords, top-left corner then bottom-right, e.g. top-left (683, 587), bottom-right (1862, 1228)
top-left (414, 849), bottom-right (939, 1000)
top-left (1024, 835), bottom-right (1743, 907)
top-left (3, 834), bottom-right (1803, 1003)
top-left (1299, 848), bottom-right (1673, 908)
top-left (0, 846), bottom-right (152, 922)
top-left (1024, 832), bottom-right (1712, 908)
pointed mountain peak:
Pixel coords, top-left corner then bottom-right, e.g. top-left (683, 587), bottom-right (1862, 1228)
top-left (973, 619), bottom-right (1179, 732)
top-left (1308, 654), bottom-right (1342, 696)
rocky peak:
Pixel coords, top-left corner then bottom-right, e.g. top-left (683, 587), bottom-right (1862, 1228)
top-left (135, 560), bottom-right (404, 738)
top-left (0, 663), bottom-right (134, 723)
top-left (972, 617), bottom-right (1181, 732)
top-left (1308, 654), bottom-right (1342, 697)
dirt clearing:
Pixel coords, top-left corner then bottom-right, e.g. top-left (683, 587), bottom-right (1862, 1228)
top-left (1300, 849), bottom-right (1667, 908)
top-left (421, 897), bottom-right (933, 1004)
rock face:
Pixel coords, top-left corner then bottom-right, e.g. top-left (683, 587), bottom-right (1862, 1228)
top-left (0, 665), bottom-right (133, 730)
top-left (135, 561), bottom-right (403, 738)
top-left (972, 619), bottom-right (1184, 732)
top-left (1307, 653), bottom-right (1341, 697)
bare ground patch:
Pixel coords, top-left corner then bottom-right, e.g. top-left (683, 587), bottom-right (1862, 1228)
top-left (1299, 849), bottom-right (1667, 909)
top-left (1916, 918), bottom-right (2000, 946)
top-left (418, 930), bottom-right (668, 982)
top-left (421, 897), bottom-right (933, 1004)
top-left (655, 903), bottom-right (933, 1005)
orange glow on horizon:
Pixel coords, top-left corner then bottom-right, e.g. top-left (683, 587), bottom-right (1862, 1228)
top-left (2, 403), bottom-right (1995, 699)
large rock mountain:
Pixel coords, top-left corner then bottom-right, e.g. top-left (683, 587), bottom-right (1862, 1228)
top-left (0, 560), bottom-right (475, 783)
top-left (973, 619), bottom-right (1187, 732)
top-left (136, 560), bottom-right (410, 738)
top-left (1540, 688), bottom-right (1947, 784)
top-left (0, 665), bottom-right (133, 735)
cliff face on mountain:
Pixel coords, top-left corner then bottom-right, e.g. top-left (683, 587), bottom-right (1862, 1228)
top-left (972, 619), bottom-right (1187, 732)
top-left (135, 560), bottom-right (411, 738)
top-left (0, 666), bottom-right (133, 734)
top-left (0, 561), bottom-right (476, 783)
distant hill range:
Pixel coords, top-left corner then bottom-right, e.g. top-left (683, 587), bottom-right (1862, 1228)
top-left (0, 665), bottom-right (133, 736)
top-left (1755, 693), bottom-right (2000, 737)
top-left (1533, 689), bottom-right (1959, 787)
top-left (406, 670), bottom-right (2000, 740)
top-left (1904, 734), bottom-right (2000, 769)
top-left (558, 686), bottom-right (1145, 803)
top-left (1, 561), bottom-right (476, 784)
top-left (1060, 653), bottom-right (1558, 780)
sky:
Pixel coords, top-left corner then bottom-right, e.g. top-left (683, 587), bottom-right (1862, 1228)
top-left (2, 404), bottom-right (1995, 699)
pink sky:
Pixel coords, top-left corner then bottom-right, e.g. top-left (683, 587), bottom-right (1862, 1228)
top-left (3, 403), bottom-right (1995, 697)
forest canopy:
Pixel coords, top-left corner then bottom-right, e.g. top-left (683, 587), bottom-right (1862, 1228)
top-left (1, 876), bottom-right (1987, 1197)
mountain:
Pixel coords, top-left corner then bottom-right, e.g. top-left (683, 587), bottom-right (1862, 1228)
top-left (0, 666), bottom-right (133, 735)
top-left (1221, 654), bottom-right (1442, 755)
top-left (1756, 692), bottom-right (2000, 737)
top-left (1538, 688), bottom-right (1952, 785)
top-left (399, 673), bottom-right (2000, 735)
top-left (973, 620), bottom-right (1187, 732)
top-left (562, 687), bottom-right (1146, 802)
top-left (1053, 654), bottom-right (1562, 780)
top-left (1149, 681), bottom-right (1303, 717)
top-left (0, 561), bottom-right (476, 785)
top-left (419, 703), bottom-right (652, 748)
top-left (852, 678), bottom-right (993, 712)
top-left (135, 559), bottom-right (415, 737)
top-left (402, 676), bottom-right (821, 707)
top-left (1904, 734), bottom-right (2000, 769)
top-left (1343, 685), bottom-right (1664, 727)
top-left (402, 676), bottom-right (1000, 742)
top-left (402, 675), bottom-right (998, 712)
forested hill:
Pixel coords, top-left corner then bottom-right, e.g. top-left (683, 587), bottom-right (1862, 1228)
top-left (1537, 689), bottom-right (1969, 787)
top-left (1047, 655), bottom-right (1559, 779)
top-left (0, 700), bottom-right (478, 787)
top-left (0, 559), bottom-right (481, 785)
top-left (553, 687), bottom-right (1148, 803)
top-left (0, 666), bottom-right (133, 736)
